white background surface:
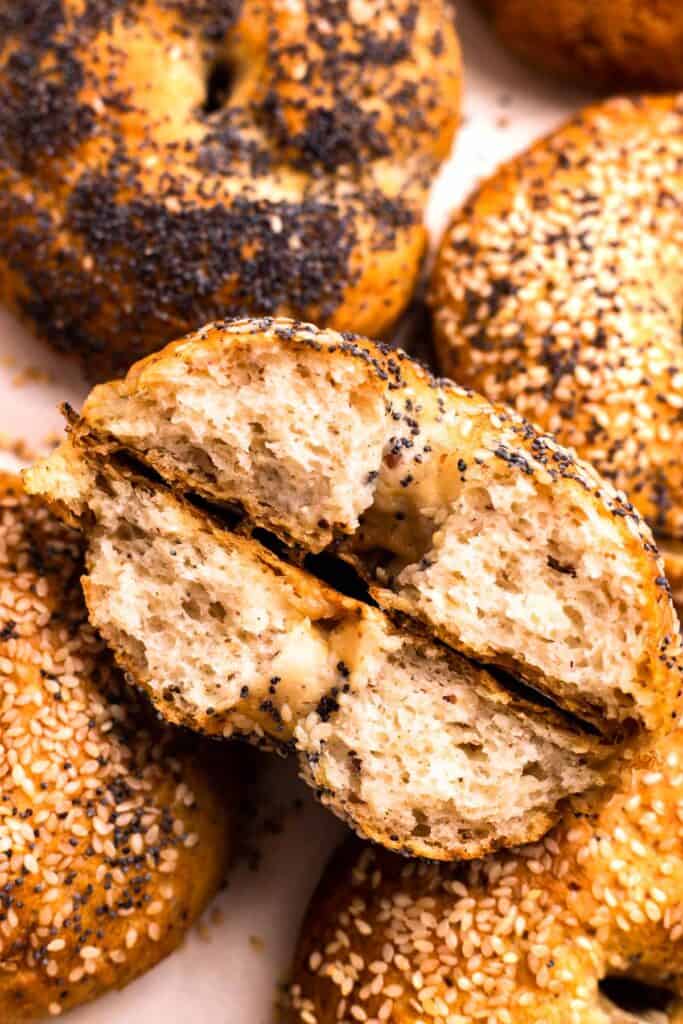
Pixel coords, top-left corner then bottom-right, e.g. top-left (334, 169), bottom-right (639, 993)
top-left (0, 4), bottom-right (598, 1020)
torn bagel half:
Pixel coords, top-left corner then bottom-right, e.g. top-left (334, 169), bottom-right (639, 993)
top-left (25, 317), bottom-right (683, 860)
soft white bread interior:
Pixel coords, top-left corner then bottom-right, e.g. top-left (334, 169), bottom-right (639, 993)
top-left (28, 444), bottom-right (610, 860)
top-left (43, 317), bottom-right (681, 738)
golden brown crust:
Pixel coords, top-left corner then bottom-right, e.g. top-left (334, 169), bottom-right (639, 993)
top-left (66, 316), bottom-right (682, 736)
top-left (288, 722), bottom-right (683, 1024)
top-left (480, 0), bottom-right (683, 89)
top-left (432, 95), bottom-right (683, 591)
top-left (0, 0), bottom-right (460, 380)
top-left (0, 473), bottom-right (230, 1020)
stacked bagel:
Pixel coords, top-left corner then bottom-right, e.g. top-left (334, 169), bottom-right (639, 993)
top-left (25, 315), bottom-right (683, 1021)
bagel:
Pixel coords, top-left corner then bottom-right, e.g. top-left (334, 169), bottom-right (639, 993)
top-left (0, 0), bottom-right (460, 381)
top-left (25, 317), bottom-right (682, 860)
top-left (0, 474), bottom-right (230, 1021)
top-left (479, 0), bottom-right (683, 89)
top-left (431, 95), bottom-right (683, 614)
top-left (288, 718), bottom-right (683, 1024)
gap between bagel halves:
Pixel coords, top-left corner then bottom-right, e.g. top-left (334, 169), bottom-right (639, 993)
top-left (108, 447), bottom-right (606, 743)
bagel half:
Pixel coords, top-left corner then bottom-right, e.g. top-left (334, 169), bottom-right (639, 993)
top-left (0, 474), bottom-right (230, 1021)
top-left (25, 317), bottom-right (682, 861)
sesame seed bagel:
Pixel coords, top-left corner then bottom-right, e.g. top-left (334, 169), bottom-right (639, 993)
top-left (0, 474), bottom-right (230, 1021)
top-left (24, 316), bottom-right (683, 861)
top-left (431, 94), bottom-right (683, 611)
top-left (288, 720), bottom-right (683, 1024)
top-left (0, 0), bottom-right (460, 381)
top-left (479, 0), bottom-right (683, 90)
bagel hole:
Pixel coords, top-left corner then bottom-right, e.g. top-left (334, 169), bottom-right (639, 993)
top-left (203, 59), bottom-right (235, 114)
top-left (600, 976), bottom-right (674, 1015)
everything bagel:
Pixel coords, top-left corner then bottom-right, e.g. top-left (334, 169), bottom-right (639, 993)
top-left (431, 95), bottom-right (683, 610)
top-left (0, 0), bottom-right (460, 379)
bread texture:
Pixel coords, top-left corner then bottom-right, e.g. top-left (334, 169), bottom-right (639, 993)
top-left (287, 718), bottom-right (683, 1024)
top-left (0, 0), bottom-right (460, 379)
top-left (27, 444), bottom-right (610, 861)
top-left (480, 0), bottom-right (683, 90)
top-left (25, 317), bottom-right (683, 859)
top-left (0, 474), bottom-right (230, 1021)
top-left (431, 95), bottom-right (683, 616)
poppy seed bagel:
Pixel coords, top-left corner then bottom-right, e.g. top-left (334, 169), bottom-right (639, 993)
top-left (0, 0), bottom-right (460, 380)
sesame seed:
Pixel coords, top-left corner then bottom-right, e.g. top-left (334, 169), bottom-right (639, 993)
top-left (289, 714), bottom-right (683, 1022)
top-left (80, 946), bottom-right (101, 961)
top-left (0, 479), bottom-right (218, 1013)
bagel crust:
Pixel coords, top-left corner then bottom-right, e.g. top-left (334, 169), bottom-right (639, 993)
top-left (33, 315), bottom-right (681, 734)
top-left (431, 95), bottom-right (683, 599)
top-left (24, 316), bottom-right (683, 861)
top-left (480, 0), bottom-right (683, 89)
top-left (0, 475), bottom-right (230, 1021)
top-left (288, 720), bottom-right (683, 1024)
top-left (0, 0), bottom-right (460, 379)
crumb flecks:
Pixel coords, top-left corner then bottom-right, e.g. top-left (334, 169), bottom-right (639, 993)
top-left (288, 721), bottom-right (683, 1024)
top-left (0, 0), bottom-right (461, 380)
top-left (0, 431), bottom-right (60, 465)
top-left (0, 474), bottom-right (228, 1020)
